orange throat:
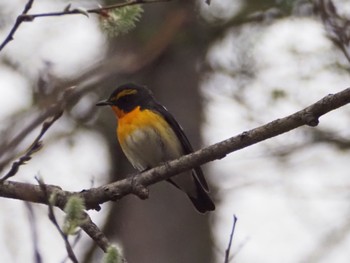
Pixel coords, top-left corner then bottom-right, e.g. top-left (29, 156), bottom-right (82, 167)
top-left (111, 106), bottom-right (127, 119)
top-left (113, 105), bottom-right (143, 144)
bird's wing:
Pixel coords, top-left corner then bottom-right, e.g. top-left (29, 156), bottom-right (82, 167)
top-left (151, 102), bottom-right (209, 192)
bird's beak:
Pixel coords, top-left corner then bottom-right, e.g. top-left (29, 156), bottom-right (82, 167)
top-left (96, 99), bottom-right (112, 106)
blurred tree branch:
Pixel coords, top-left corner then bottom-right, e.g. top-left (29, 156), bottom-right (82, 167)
top-left (314, 0), bottom-right (350, 64)
top-left (37, 177), bottom-right (79, 263)
top-left (302, 216), bottom-right (350, 263)
top-left (0, 111), bottom-right (63, 183)
top-left (25, 202), bottom-right (43, 263)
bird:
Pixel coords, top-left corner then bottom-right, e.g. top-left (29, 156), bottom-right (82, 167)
top-left (96, 83), bottom-right (215, 213)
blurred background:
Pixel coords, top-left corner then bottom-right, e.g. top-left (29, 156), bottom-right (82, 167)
top-left (1, 0), bottom-right (350, 262)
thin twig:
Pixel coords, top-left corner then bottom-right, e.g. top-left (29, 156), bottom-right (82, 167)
top-left (25, 202), bottom-right (43, 263)
top-left (0, 110), bottom-right (63, 183)
top-left (25, 0), bottom-right (172, 18)
top-left (62, 231), bottom-right (82, 263)
top-left (0, 0), bottom-right (171, 52)
top-left (0, 104), bottom-right (62, 171)
top-left (0, 0), bottom-right (35, 51)
top-left (36, 177), bottom-right (78, 263)
top-left (224, 215), bottom-right (238, 263)
top-left (315, 0), bottom-right (350, 64)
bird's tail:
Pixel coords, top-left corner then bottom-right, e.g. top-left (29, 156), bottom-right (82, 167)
top-left (188, 178), bottom-right (215, 213)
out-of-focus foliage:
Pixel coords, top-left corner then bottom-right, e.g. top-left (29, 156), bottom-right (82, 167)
top-left (99, 6), bottom-right (144, 38)
top-left (102, 246), bottom-right (123, 263)
top-left (63, 196), bottom-right (86, 235)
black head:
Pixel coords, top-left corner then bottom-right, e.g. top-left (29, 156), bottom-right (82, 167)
top-left (96, 83), bottom-right (155, 112)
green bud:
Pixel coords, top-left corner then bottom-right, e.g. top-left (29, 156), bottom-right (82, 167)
top-left (100, 6), bottom-right (144, 38)
top-left (102, 245), bottom-right (122, 263)
top-left (63, 196), bottom-right (86, 235)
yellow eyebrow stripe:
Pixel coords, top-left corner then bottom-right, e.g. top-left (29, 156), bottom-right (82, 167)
top-left (115, 89), bottom-right (137, 100)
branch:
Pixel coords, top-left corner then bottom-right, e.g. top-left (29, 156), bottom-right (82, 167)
top-left (25, 202), bottom-right (43, 263)
top-left (36, 177), bottom-right (78, 263)
top-left (224, 215), bottom-right (238, 263)
top-left (79, 87), bottom-right (350, 209)
top-left (0, 87), bottom-right (348, 253)
top-left (315, 0), bottom-right (350, 63)
top-left (0, 0), bottom-right (34, 52)
top-left (0, 87), bottom-right (349, 211)
top-left (24, 0), bottom-right (172, 19)
top-left (0, 0), bottom-right (172, 52)
top-left (0, 104), bottom-right (62, 171)
top-left (0, 111), bottom-right (63, 183)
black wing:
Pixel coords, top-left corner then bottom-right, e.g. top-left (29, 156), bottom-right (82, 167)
top-left (151, 102), bottom-right (209, 192)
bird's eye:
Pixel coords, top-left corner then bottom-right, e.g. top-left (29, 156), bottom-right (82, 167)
top-left (118, 95), bottom-right (127, 102)
top-left (118, 94), bottom-right (133, 104)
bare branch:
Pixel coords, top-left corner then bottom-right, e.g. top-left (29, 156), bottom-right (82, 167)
top-left (0, 111), bottom-right (63, 183)
top-left (79, 87), bottom-right (350, 210)
top-left (0, 87), bottom-right (349, 252)
top-left (25, 0), bottom-right (172, 19)
top-left (224, 215), bottom-right (238, 263)
top-left (0, 87), bottom-right (349, 209)
top-left (62, 231), bottom-right (82, 263)
top-left (0, 0), bottom-right (172, 52)
top-left (0, 0), bottom-right (35, 51)
top-left (25, 202), bottom-right (43, 263)
top-left (315, 0), bottom-right (350, 64)
top-left (0, 104), bottom-right (63, 172)
top-left (36, 177), bottom-right (78, 263)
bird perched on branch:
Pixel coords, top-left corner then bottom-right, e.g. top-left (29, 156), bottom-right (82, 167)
top-left (96, 83), bottom-right (215, 213)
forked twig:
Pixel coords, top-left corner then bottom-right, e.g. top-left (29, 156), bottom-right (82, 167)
top-left (0, 0), bottom-right (34, 51)
top-left (36, 176), bottom-right (78, 263)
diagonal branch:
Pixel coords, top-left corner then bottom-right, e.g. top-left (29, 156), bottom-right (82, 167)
top-left (1, 87), bottom-right (350, 206)
top-left (0, 0), bottom-right (35, 51)
top-left (80, 87), bottom-right (350, 209)
top-left (36, 177), bottom-right (79, 263)
top-left (0, 111), bottom-right (63, 183)
top-left (0, 87), bottom-right (350, 251)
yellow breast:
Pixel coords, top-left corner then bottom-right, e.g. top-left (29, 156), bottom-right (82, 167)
top-left (115, 106), bottom-right (183, 170)
top-left (116, 106), bottom-right (169, 143)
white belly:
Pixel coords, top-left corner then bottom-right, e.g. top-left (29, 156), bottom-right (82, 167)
top-left (120, 125), bottom-right (197, 196)
top-left (121, 126), bottom-right (183, 171)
